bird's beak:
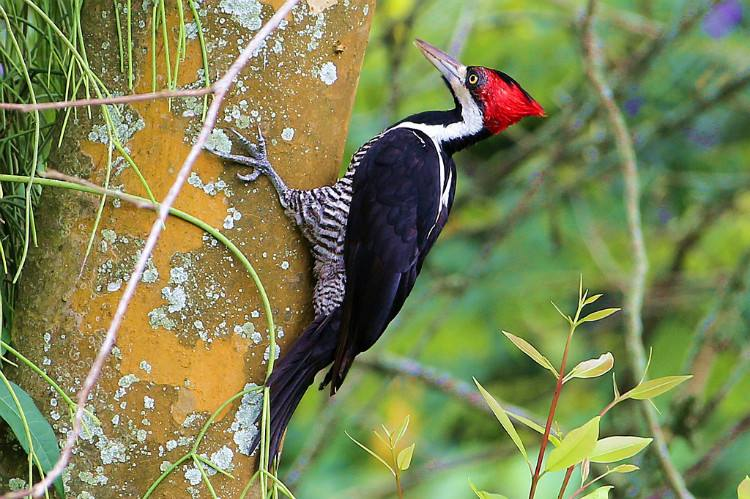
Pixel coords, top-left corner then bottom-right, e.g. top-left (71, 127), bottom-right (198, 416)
top-left (415, 39), bottom-right (466, 87)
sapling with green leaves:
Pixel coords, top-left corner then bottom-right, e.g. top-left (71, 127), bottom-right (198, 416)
top-left (346, 416), bottom-right (416, 499)
top-left (472, 280), bottom-right (691, 499)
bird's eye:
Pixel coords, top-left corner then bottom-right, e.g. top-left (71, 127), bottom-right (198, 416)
top-left (468, 74), bottom-right (479, 86)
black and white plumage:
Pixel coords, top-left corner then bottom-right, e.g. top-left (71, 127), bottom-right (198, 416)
top-left (206, 39), bottom-right (544, 460)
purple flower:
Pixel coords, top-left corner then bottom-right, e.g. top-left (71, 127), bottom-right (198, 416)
top-left (624, 96), bottom-right (644, 117)
top-left (703, 0), bottom-right (743, 39)
top-left (0, 63), bottom-right (4, 79)
top-left (658, 207), bottom-right (673, 225)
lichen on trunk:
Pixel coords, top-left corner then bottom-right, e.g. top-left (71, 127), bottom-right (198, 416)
top-left (6, 0), bottom-right (374, 496)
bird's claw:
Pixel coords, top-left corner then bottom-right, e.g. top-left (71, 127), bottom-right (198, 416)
top-left (229, 126), bottom-right (268, 163)
top-left (204, 127), bottom-right (271, 184)
top-left (237, 169), bottom-right (262, 182)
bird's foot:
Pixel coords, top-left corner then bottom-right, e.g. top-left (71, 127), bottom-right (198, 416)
top-left (203, 126), bottom-right (272, 183)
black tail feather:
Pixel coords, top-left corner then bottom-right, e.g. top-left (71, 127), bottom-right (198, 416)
top-left (250, 310), bottom-right (340, 461)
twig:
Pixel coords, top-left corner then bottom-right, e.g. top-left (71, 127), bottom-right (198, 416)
top-left (613, 0), bottom-right (719, 80)
top-left (283, 383), bottom-right (353, 486)
top-left (0, 86), bottom-right (212, 112)
top-left (683, 250), bottom-right (750, 374)
top-left (475, 125), bottom-right (577, 259)
top-left (287, 351), bottom-right (551, 488)
top-left (448, 2), bottom-right (477, 57)
top-left (691, 344), bottom-right (750, 427)
top-left (547, 0), bottom-right (663, 38)
top-left (357, 355), bottom-right (546, 429)
top-left (468, 0), bottom-right (724, 205)
top-left (686, 412), bottom-right (750, 480)
top-left (581, 2), bottom-right (693, 499)
top-left (285, 302), bottom-right (457, 485)
top-left (649, 414), bottom-right (750, 498)
top-left (43, 170), bottom-right (153, 209)
top-left (1, 1), bottom-right (301, 497)
top-left (381, 0), bottom-right (430, 121)
top-left (337, 447), bottom-right (513, 499)
top-left (655, 71), bottom-right (750, 138)
top-left (650, 412), bottom-right (750, 499)
top-left (643, 186), bottom-right (746, 334)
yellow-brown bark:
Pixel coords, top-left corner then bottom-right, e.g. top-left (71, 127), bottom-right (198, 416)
top-left (9, 0), bottom-right (373, 496)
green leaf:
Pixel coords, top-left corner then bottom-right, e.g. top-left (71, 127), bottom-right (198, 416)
top-left (474, 378), bottom-right (528, 462)
top-left (738, 476), bottom-right (750, 499)
top-left (612, 373), bottom-right (620, 399)
top-left (581, 458), bottom-right (590, 486)
top-left (609, 464), bottom-right (639, 474)
top-left (590, 436), bottom-right (652, 463)
top-left (509, 412), bottom-right (561, 447)
top-left (564, 353), bottom-right (614, 383)
top-left (0, 380), bottom-right (65, 497)
top-left (373, 429), bottom-right (390, 447)
top-left (345, 431), bottom-right (395, 476)
top-left (640, 347), bottom-right (654, 384)
top-left (475, 492), bottom-right (507, 499)
top-left (580, 486), bottom-right (613, 499)
top-left (551, 301), bottom-right (573, 324)
top-left (546, 416), bottom-right (600, 472)
top-left (397, 443), bottom-right (415, 471)
top-left (502, 331), bottom-right (559, 377)
top-left (579, 308), bottom-right (621, 324)
top-left (624, 376), bottom-right (692, 400)
top-left (469, 480), bottom-right (508, 499)
top-left (394, 415), bottom-right (410, 446)
top-left (583, 294), bottom-right (603, 306)
top-left (380, 424), bottom-right (392, 439)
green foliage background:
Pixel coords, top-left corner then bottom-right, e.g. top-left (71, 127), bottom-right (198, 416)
top-left (0, 0), bottom-right (748, 497)
top-left (282, 1), bottom-right (750, 498)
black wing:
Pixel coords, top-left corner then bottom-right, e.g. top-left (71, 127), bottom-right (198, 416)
top-left (327, 127), bottom-right (455, 392)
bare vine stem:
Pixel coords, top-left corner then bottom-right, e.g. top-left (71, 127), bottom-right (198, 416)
top-left (581, 2), bottom-right (693, 498)
top-left (0, 1), bottom-right (301, 497)
top-left (0, 87), bottom-right (211, 111)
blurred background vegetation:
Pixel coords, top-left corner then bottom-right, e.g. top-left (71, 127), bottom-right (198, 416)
top-left (0, 0), bottom-right (748, 497)
top-left (282, 1), bottom-right (750, 498)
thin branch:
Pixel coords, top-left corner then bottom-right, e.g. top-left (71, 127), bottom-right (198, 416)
top-left (283, 382), bottom-right (353, 486)
top-left (581, 2), bottom-right (693, 499)
top-left (286, 307), bottom-right (458, 485)
top-left (336, 447), bottom-right (512, 499)
top-left (0, 86), bottom-right (212, 112)
top-left (686, 412), bottom-right (750, 480)
top-left (381, 0), bottom-right (430, 121)
top-left (683, 249), bottom-right (750, 373)
top-left (467, 0), bottom-right (724, 205)
top-left (43, 170), bottom-right (153, 209)
top-left (2, 1), bottom-right (301, 497)
top-left (651, 411), bottom-right (750, 499)
top-left (690, 344), bottom-right (750, 427)
top-left (448, 2), bottom-right (477, 57)
top-left (357, 355), bottom-right (547, 430)
top-left (546, 0), bottom-right (664, 38)
top-left (655, 70), bottom-right (750, 138)
top-left (613, 0), bottom-right (719, 80)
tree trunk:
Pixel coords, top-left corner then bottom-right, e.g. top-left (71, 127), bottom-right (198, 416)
top-left (8, 0), bottom-right (373, 496)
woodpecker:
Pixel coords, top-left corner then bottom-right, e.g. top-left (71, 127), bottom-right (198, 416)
top-left (206, 39), bottom-right (544, 459)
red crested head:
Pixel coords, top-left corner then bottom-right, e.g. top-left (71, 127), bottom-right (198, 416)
top-left (414, 39), bottom-right (545, 142)
top-left (471, 67), bottom-right (545, 134)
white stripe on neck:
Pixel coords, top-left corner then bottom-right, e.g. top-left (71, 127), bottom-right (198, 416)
top-left (376, 79), bottom-right (483, 239)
